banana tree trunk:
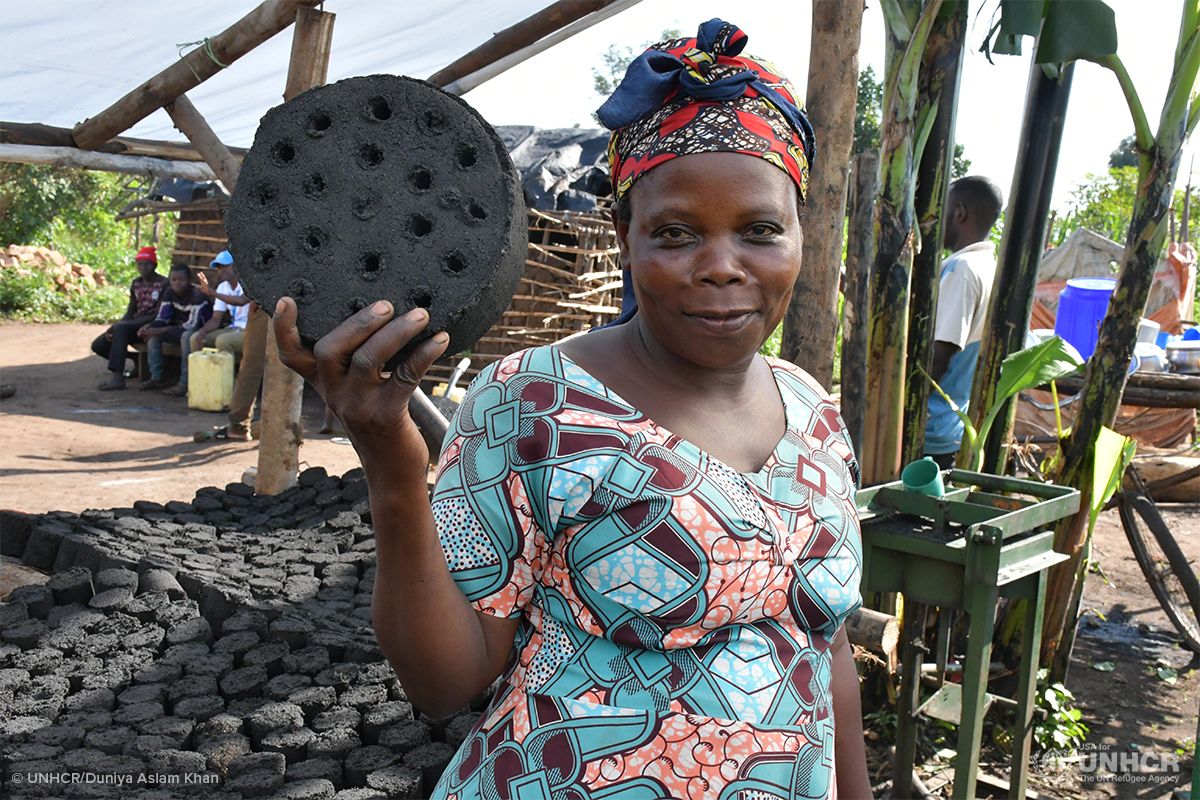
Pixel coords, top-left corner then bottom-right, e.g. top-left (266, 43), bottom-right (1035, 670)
top-left (841, 150), bottom-right (879, 464)
top-left (959, 60), bottom-right (1075, 473)
top-left (862, 0), bottom-right (945, 486)
top-left (1041, 0), bottom-right (1199, 679)
top-left (1044, 134), bottom-right (1192, 675)
top-left (781, 0), bottom-right (865, 389)
top-left (902, 1), bottom-right (966, 466)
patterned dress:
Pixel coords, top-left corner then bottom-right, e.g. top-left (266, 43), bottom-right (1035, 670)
top-left (429, 346), bottom-right (862, 800)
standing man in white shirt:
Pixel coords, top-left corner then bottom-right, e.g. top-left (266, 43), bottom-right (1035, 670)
top-left (924, 176), bottom-right (1005, 468)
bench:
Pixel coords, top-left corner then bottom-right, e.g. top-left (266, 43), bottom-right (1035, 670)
top-left (129, 341), bottom-right (182, 383)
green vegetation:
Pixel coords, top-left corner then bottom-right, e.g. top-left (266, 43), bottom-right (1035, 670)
top-left (853, 65), bottom-right (970, 178)
top-left (1032, 669), bottom-right (1089, 751)
top-left (0, 165), bottom-right (177, 323)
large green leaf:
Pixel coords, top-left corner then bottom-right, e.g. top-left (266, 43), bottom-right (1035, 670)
top-left (1088, 427), bottom-right (1136, 535)
top-left (1035, 0), bottom-right (1118, 63)
top-left (993, 335), bottom-right (1084, 406)
top-left (981, 0), bottom-right (1117, 65)
top-left (971, 336), bottom-right (1084, 470)
top-left (1000, 0), bottom-right (1046, 37)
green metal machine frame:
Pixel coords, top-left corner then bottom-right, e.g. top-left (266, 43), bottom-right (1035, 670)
top-left (857, 470), bottom-right (1080, 800)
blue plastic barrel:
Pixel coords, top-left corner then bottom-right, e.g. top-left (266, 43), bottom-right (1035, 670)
top-left (1055, 278), bottom-right (1117, 359)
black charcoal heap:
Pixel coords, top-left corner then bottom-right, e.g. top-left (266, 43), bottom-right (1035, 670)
top-left (0, 469), bottom-right (494, 800)
top-left (226, 75), bottom-right (528, 367)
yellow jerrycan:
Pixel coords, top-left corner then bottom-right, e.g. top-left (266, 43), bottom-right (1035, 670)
top-left (188, 348), bottom-right (234, 411)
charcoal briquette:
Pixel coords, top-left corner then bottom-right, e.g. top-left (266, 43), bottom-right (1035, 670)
top-left (197, 732), bottom-right (251, 777)
top-left (172, 695), bottom-right (226, 722)
top-left (361, 702), bottom-right (413, 746)
top-left (21, 519), bottom-right (70, 571)
top-left (343, 745), bottom-right (400, 789)
top-left (145, 747), bottom-right (208, 776)
top-left (226, 75), bottom-right (526, 369)
top-left (2, 619), bottom-right (47, 649)
top-left (0, 510), bottom-right (38, 557)
top-left (266, 673), bottom-right (314, 701)
top-left (306, 727), bottom-right (361, 762)
top-left (260, 726), bottom-right (317, 764)
top-left (88, 587), bottom-right (133, 613)
top-left (29, 724), bottom-right (86, 751)
top-left (288, 685), bottom-right (337, 724)
top-left (365, 764), bottom-right (422, 799)
top-left (243, 641), bottom-right (289, 677)
top-left (287, 758), bottom-right (344, 791)
top-left (225, 769), bottom-right (287, 798)
top-left (136, 715), bottom-right (195, 749)
top-left (45, 567), bottom-right (95, 607)
top-left (8, 584), bottom-right (53, 619)
top-left (84, 726), bottom-right (137, 756)
top-left (118, 683), bottom-right (167, 707)
top-left (376, 720), bottom-right (430, 756)
top-left (138, 569), bottom-right (186, 600)
top-left (278, 778), bottom-right (338, 800)
top-left (133, 661), bottom-right (182, 686)
top-left (167, 673), bottom-right (219, 707)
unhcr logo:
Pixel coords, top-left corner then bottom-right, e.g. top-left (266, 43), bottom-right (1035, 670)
top-left (1030, 743), bottom-right (1181, 786)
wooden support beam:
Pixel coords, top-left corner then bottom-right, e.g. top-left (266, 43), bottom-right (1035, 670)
top-left (781, 0), bottom-right (864, 390)
top-left (1, 121), bottom-right (248, 163)
top-left (427, 1), bottom-right (618, 88)
top-left (72, 0), bottom-right (321, 150)
top-left (257, 5), bottom-right (335, 497)
top-left (164, 95), bottom-right (241, 192)
top-left (0, 143), bottom-right (216, 181)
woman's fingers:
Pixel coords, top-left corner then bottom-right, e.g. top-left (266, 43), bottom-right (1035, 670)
top-left (272, 297), bottom-right (318, 381)
top-left (392, 330), bottom-right (451, 390)
top-left (346, 307), bottom-right (440, 382)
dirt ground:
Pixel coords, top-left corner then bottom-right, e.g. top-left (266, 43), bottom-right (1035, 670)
top-left (1, 321), bottom-right (1197, 798)
top-left (0, 321), bottom-right (363, 513)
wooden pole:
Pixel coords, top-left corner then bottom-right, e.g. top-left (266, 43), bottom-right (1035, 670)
top-left (71, 0), bottom-right (320, 150)
top-left (1, 121), bottom-right (248, 163)
top-left (901, 2), bottom-right (966, 467)
top-left (427, 0), bottom-right (620, 88)
top-left (256, 5), bottom-right (335, 497)
top-left (780, 0), bottom-right (864, 390)
top-left (0, 143), bottom-right (216, 181)
top-left (163, 95), bottom-right (241, 192)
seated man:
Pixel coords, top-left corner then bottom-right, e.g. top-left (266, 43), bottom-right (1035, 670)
top-left (92, 246), bottom-right (166, 390)
top-left (137, 263), bottom-right (210, 390)
top-left (165, 250), bottom-right (249, 397)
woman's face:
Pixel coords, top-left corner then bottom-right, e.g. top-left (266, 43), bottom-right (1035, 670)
top-left (616, 152), bottom-right (802, 369)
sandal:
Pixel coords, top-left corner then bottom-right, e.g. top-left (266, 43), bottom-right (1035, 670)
top-left (140, 377), bottom-right (168, 391)
top-left (212, 426), bottom-right (252, 441)
top-left (98, 377), bottom-right (127, 391)
top-left (163, 384), bottom-right (187, 397)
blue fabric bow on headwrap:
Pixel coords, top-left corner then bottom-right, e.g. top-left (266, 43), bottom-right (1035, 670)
top-left (595, 19), bottom-right (816, 170)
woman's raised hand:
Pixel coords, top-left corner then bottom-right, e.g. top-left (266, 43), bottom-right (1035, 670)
top-left (272, 297), bottom-right (449, 474)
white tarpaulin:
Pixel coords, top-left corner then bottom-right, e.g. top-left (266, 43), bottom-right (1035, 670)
top-left (0, 1), bottom-right (557, 148)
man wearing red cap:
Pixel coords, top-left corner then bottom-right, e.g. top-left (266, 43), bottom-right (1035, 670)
top-left (91, 245), bottom-right (168, 390)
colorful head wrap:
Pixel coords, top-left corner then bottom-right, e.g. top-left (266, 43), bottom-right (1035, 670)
top-left (597, 19), bottom-right (814, 203)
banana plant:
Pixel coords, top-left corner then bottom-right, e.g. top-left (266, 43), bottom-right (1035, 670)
top-left (918, 334), bottom-right (1083, 472)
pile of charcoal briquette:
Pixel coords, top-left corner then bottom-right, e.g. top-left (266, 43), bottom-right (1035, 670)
top-left (0, 468), bottom-right (487, 800)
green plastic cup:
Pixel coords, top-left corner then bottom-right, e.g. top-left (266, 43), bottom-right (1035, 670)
top-left (901, 456), bottom-right (945, 498)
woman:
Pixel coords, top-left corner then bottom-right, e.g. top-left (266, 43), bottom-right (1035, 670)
top-left (276, 21), bottom-right (871, 800)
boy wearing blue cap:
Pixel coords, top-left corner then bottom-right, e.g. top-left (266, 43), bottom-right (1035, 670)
top-left (164, 250), bottom-right (251, 397)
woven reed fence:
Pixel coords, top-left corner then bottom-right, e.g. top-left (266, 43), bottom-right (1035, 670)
top-left (422, 207), bottom-right (623, 392)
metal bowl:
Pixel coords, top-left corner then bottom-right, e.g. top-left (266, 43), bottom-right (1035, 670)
top-left (1166, 340), bottom-right (1200, 373)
